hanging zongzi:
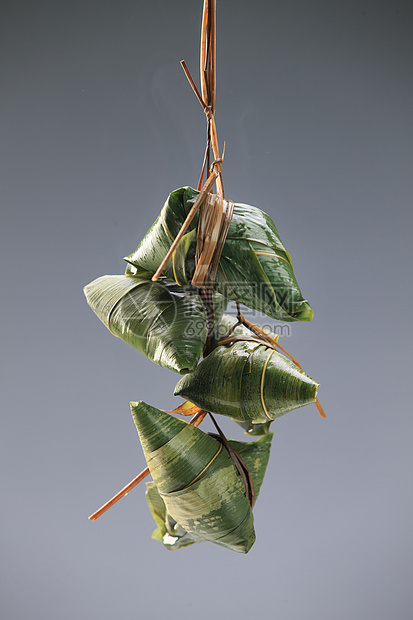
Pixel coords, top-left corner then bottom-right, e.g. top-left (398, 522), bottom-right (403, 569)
top-left (125, 187), bottom-right (314, 322)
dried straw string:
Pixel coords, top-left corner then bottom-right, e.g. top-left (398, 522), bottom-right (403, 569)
top-left (154, 0), bottom-right (233, 291)
top-left (208, 414), bottom-right (255, 507)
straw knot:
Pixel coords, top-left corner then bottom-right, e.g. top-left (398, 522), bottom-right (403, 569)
top-left (210, 157), bottom-right (223, 175)
top-left (204, 105), bottom-right (213, 121)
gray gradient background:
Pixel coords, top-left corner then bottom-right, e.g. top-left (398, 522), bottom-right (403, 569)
top-left (1, 1), bottom-right (412, 618)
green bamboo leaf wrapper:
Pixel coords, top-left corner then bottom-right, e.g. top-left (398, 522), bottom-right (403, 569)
top-left (144, 432), bottom-right (272, 550)
top-left (131, 401), bottom-right (272, 553)
top-left (124, 186), bottom-right (313, 322)
top-left (84, 274), bottom-right (226, 374)
top-left (145, 482), bottom-right (198, 549)
top-left (211, 314), bottom-right (280, 435)
top-left (174, 340), bottom-right (319, 424)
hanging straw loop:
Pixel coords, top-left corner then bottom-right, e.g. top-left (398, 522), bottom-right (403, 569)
top-left (181, 0), bottom-right (222, 193)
